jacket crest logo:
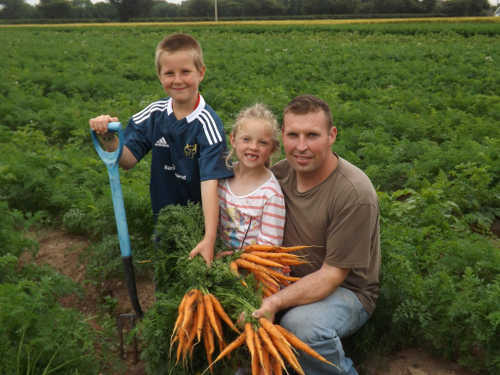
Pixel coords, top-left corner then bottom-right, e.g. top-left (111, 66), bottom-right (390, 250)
top-left (184, 144), bottom-right (198, 159)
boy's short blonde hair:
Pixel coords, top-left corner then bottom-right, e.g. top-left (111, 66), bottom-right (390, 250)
top-left (155, 33), bottom-right (205, 74)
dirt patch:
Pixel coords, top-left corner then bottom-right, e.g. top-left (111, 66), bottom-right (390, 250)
top-left (21, 229), bottom-right (153, 375)
top-left (361, 348), bottom-right (478, 375)
top-left (22, 229), bottom-right (479, 375)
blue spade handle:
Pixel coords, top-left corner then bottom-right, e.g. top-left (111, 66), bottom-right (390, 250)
top-left (91, 122), bottom-right (131, 257)
top-left (91, 122), bottom-right (143, 318)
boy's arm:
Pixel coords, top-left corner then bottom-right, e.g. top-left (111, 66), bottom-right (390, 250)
top-left (189, 179), bottom-right (219, 266)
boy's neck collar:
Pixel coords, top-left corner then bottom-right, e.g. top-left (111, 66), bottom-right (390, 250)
top-left (167, 94), bottom-right (205, 123)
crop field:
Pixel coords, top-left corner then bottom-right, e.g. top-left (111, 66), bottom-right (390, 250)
top-left (1, 19), bottom-right (499, 375)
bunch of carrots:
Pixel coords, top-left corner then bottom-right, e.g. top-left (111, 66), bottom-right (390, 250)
top-left (169, 288), bottom-right (240, 367)
top-left (206, 318), bottom-right (339, 375)
top-left (170, 244), bottom-right (339, 374)
top-left (230, 244), bottom-right (310, 297)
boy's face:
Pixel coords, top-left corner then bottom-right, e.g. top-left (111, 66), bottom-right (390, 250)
top-left (158, 50), bottom-right (205, 108)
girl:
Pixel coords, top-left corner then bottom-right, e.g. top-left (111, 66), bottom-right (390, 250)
top-left (218, 103), bottom-right (286, 251)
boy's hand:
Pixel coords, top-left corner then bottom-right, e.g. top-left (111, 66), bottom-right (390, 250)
top-left (89, 114), bottom-right (119, 134)
top-left (89, 115), bottom-right (119, 151)
top-left (189, 238), bottom-right (214, 266)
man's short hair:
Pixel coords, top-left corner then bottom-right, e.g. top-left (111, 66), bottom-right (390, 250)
top-left (155, 33), bottom-right (205, 74)
top-left (283, 94), bottom-right (334, 130)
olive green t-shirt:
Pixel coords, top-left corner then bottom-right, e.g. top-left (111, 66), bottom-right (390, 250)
top-left (271, 155), bottom-right (381, 314)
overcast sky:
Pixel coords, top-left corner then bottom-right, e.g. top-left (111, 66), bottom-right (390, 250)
top-left (23, 0), bottom-right (500, 9)
top-left (25, 0), bottom-right (183, 4)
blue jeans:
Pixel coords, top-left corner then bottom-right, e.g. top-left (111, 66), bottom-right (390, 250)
top-left (279, 287), bottom-right (370, 375)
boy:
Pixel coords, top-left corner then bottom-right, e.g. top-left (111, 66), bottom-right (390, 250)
top-left (89, 33), bottom-right (233, 265)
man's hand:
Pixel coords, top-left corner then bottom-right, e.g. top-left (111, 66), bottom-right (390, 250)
top-left (189, 237), bottom-right (215, 266)
top-left (252, 295), bottom-right (279, 323)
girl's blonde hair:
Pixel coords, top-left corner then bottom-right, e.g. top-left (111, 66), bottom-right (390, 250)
top-left (226, 103), bottom-right (280, 168)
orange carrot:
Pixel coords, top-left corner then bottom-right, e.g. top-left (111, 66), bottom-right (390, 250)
top-left (259, 319), bottom-right (295, 353)
top-left (275, 325), bottom-right (339, 370)
top-left (244, 244), bottom-right (278, 252)
top-left (245, 251), bottom-right (284, 259)
top-left (171, 309), bottom-right (184, 342)
top-left (248, 251), bottom-right (303, 260)
top-left (261, 343), bottom-right (271, 375)
top-left (265, 267), bottom-right (300, 282)
top-left (271, 357), bottom-right (282, 375)
top-left (204, 293), bottom-right (224, 342)
top-left (262, 287), bottom-right (273, 298)
top-left (175, 326), bottom-right (185, 364)
top-left (171, 292), bottom-right (189, 340)
top-left (204, 331), bottom-right (246, 373)
top-left (230, 260), bottom-right (240, 276)
top-left (253, 327), bottom-right (267, 374)
top-left (214, 311), bottom-right (226, 353)
top-left (271, 335), bottom-right (303, 375)
top-left (208, 293), bottom-right (240, 334)
top-left (168, 334), bottom-right (178, 359)
top-left (277, 245), bottom-right (313, 253)
top-left (251, 347), bottom-right (260, 375)
top-left (183, 312), bottom-right (198, 363)
top-left (240, 253), bottom-right (285, 268)
top-left (196, 293), bottom-right (205, 343)
top-left (203, 318), bottom-right (215, 356)
top-left (248, 251), bottom-right (308, 267)
top-left (259, 318), bottom-right (304, 375)
top-left (235, 258), bottom-right (274, 275)
top-left (245, 322), bottom-right (256, 359)
top-left (257, 327), bottom-right (286, 372)
top-left (203, 319), bottom-right (214, 374)
top-left (275, 257), bottom-right (308, 266)
top-left (180, 289), bottom-right (200, 338)
top-left (254, 276), bottom-right (280, 296)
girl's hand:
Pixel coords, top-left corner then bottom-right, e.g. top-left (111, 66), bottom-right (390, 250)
top-left (189, 238), bottom-right (214, 266)
top-left (215, 250), bottom-right (234, 259)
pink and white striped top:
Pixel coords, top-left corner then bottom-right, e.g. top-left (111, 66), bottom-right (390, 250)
top-left (218, 173), bottom-right (286, 251)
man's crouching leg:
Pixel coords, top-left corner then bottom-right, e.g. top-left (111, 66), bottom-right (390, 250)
top-left (279, 287), bottom-right (370, 375)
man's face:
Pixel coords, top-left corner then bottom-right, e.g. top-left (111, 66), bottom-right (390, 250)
top-left (282, 110), bottom-right (337, 175)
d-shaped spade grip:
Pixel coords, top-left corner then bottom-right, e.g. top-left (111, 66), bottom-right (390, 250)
top-left (90, 121), bottom-right (124, 168)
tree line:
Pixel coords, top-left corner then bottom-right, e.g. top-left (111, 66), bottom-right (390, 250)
top-left (0, 0), bottom-right (494, 22)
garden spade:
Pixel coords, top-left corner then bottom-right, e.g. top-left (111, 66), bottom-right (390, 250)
top-left (90, 122), bottom-right (144, 320)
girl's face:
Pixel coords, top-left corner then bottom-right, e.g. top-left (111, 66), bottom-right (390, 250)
top-left (230, 119), bottom-right (276, 170)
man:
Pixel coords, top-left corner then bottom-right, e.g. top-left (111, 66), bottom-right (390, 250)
top-left (253, 95), bottom-right (381, 374)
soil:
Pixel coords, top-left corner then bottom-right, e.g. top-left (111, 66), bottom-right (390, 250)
top-left (21, 229), bottom-right (480, 375)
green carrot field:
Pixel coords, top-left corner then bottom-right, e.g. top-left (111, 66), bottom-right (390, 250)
top-left (1, 20), bottom-right (499, 374)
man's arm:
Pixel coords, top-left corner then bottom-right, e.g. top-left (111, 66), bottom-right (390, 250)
top-left (253, 263), bottom-right (349, 322)
top-left (189, 179), bottom-right (219, 265)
